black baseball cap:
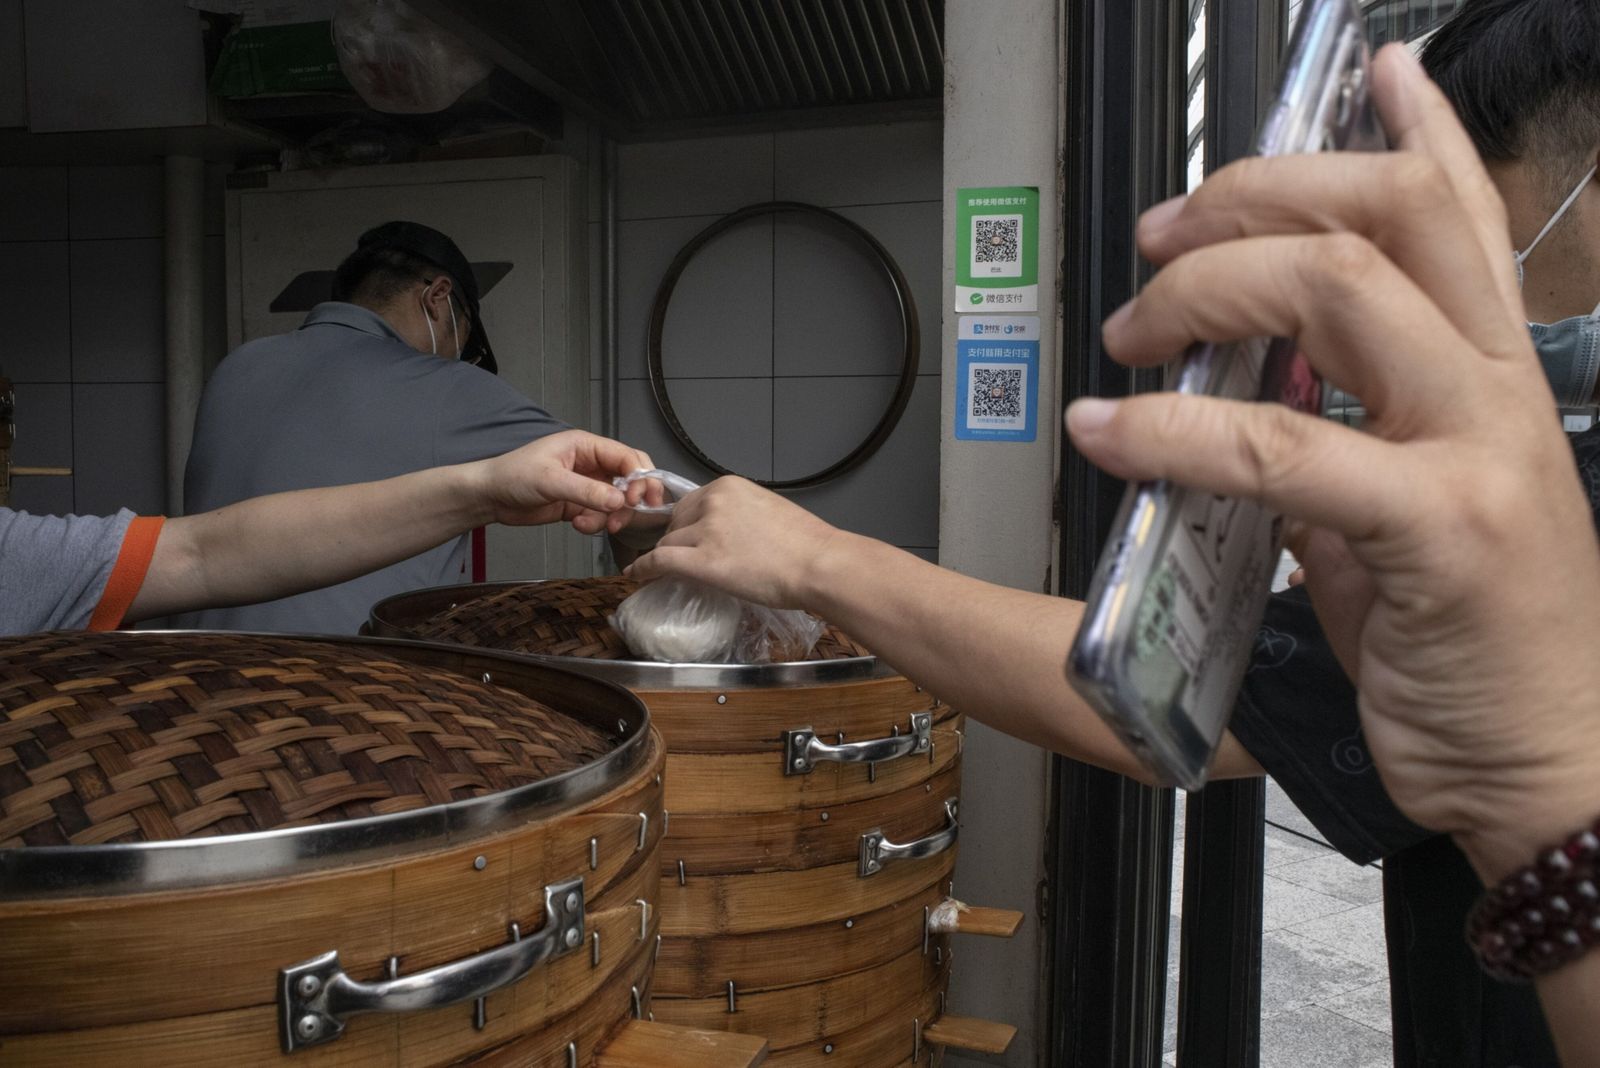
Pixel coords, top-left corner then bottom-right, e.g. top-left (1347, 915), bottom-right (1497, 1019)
top-left (356, 221), bottom-right (498, 374)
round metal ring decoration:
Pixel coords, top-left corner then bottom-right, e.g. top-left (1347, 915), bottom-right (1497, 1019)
top-left (647, 200), bottom-right (920, 491)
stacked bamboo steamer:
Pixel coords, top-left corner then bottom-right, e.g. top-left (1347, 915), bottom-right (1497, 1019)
top-left (0, 631), bottom-right (766, 1068)
top-left (370, 577), bottom-right (1020, 1066)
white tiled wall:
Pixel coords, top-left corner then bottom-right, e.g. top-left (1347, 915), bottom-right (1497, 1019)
top-left (1, 163), bottom-right (226, 518)
top-left (605, 120), bottom-right (944, 559)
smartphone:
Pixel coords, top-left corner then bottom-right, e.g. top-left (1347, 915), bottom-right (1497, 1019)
top-left (1066, 0), bottom-right (1387, 790)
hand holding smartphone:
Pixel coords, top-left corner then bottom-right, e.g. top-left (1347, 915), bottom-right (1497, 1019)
top-left (1066, 0), bottom-right (1386, 789)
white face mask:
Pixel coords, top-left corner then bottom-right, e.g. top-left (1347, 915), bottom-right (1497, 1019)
top-left (421, 285), bottom-right (461, 359)
top-left (1513, 162), bottom-right (1598, 287)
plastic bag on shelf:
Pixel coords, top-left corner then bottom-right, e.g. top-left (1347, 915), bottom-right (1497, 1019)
top-left (608, 470), bottom-right (825, 664)
top-left (332, 0), bottom-right (491, 114)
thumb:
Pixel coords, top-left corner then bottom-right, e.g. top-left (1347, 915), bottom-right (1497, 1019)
top-left (1296, 527), bottom-right (1374, 683)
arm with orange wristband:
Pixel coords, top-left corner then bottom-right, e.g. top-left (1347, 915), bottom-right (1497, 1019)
top-left (0, 430), bottom-right (657, 637)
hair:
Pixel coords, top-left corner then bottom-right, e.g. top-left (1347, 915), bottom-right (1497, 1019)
top-left (331, 244), bottom-right (445, 307)
top-left (1421, 0), bottom-right (1600, 202)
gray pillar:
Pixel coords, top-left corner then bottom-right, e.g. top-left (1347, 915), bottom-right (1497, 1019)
top-left (940, 2), bottom-right (1061, 1064)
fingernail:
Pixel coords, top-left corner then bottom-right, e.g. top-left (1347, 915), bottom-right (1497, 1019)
top-left (1065, 397), bottom-right (1119, 435)
top-left (1139, 194), bottom-right (1188, 237)
top-left (1103, 299), bottom-right (1136, 336)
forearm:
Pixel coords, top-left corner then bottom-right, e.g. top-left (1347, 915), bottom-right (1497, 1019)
top-left (130, 464), bottom-right (491, 621)
top-left (799, 533), bottom-right (1161, 780)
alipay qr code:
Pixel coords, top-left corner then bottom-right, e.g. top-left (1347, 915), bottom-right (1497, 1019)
top-left (969, 364), bottom-right (1026, 427)
top-left (972, 214), bottom-right (1023, 278)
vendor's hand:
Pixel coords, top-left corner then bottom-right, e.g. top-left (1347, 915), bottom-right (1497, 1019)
top-left (1066, 45), bottom-right (1600, 881)
top-left (624, 476), bottom-right (844, 609)
top-left (472, 430), bottom-right (656, 535)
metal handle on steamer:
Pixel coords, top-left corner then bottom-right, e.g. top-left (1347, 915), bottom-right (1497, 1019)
top-left (858, 799), bottom-right (959, 877)
top-left (277, 876), bottom-right (586, 1052)
top-left (783, 712), bottom-right (933, 775)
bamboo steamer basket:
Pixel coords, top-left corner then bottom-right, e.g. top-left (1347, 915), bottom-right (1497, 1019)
top-left (369, 577), bottom-right (1019, 1065)
top-left (0, 630), bottom-right (761, 1067)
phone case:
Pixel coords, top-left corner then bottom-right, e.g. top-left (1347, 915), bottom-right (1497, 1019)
top-left (1066, 0), bottom-right (1387, 790)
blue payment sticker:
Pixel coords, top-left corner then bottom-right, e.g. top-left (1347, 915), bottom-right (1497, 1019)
top-left (955, 316), bottom-right (1039, 442)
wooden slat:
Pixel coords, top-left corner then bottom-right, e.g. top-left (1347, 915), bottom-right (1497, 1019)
top-left (0, 734), bottom-right (664, 1033)
top-left (595, 1019), bottom-right (770, 1067)
top-left (0, 912), bottom-right (660, 1067)
top-left (655, 879), bottom-right (948, 998)
top-left (940, 905), bottom-right (1025, 939)
top-left (661, 846), bottom-right (957, 937)
top-left (663, 722), bottom-right (961, 815)
top-left (923, 1014), bottom-right (1017, 1055)
top-left (638, 680), bottom-right (956, 754)
top-left (664, 764), bottom-right (961, 874)
top-left (652, 943), bottom-right (948, 1051)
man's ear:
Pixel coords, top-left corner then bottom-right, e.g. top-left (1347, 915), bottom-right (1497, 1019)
top-left (421, 276), bottom-right (454, 321)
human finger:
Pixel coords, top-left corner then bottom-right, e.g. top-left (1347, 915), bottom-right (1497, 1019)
top-left (1065, 392), bottom-right (1418, 541)
top-left (1103, 232), bottom-right (1472, 427)
top-left (537, 466), bottom-right (627, 514)
top-left (1136, 152), bottom-right (1524, 354)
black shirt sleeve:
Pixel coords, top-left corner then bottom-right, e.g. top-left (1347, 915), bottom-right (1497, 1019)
top-left (1227, 586), bottom-right (1431, 864)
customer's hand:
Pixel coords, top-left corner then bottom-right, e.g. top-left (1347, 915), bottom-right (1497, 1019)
top-left (625, 476), bottom-right (845, 609)
top-left (473, 430), bottom-right (657, 535)
top-left (1066, 45), bottom-right (1600, 881)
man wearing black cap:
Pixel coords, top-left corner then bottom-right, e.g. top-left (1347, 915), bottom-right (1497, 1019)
top-left (179, 220), bottom-right (567, 635)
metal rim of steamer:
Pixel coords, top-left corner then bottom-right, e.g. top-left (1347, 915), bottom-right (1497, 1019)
top-left (0, 633), bottom-right (652, 900)
top-left (367, 582), bottom-right (901, 689)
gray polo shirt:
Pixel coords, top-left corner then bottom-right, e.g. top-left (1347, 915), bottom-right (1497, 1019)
top-left (0, 508), bottom-right (134, 634)
top-left (179, 302), bottom-right (565, 636)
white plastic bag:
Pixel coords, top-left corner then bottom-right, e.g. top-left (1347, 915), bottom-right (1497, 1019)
top-left (608, 470), bottom-right (825, 664)
top-left (333, 0), bottom-right (491, 114)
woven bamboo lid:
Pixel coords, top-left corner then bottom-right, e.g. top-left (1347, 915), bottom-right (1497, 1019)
top-left (0, 631), bottom-right (615, 849)
top-left (402, 576), bottom-right (874, 662)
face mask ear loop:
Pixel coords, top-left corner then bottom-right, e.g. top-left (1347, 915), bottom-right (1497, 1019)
top-left (1514, 163), bottom-right (1599, 287)
top-left (422, 296), bottom-right (438, 355)
top-left (448, 294), bottom-right (462, 360)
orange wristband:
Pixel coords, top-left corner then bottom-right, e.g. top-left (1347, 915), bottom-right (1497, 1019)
top-left (87, 516), bottom-right (166, 631)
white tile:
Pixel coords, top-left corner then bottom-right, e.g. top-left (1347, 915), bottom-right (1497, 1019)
top-left (778, 374), bottom-right (939, 546)
top-left (8, 382), bottom-right (72, 467)
top-left (72, 383), bottom-right (165, 516)
top-left (7, 469), bottom-right (74, 516)
top-left (617, 377), bottom-right (772, 483)
top-left (0, 240), bottom-right (71, 382)
top-left (1260, 1004), bottom-right (1391, 1068)
top-left (618, 132), bottom-right (774, 220)
top-left (1263, 873), bottom-right (1359, 933)
top-left (1259, 928), bottom-right (1385, 1019)
top-left (775, 121), bottom-right (942, 205)
top-left (0, 166), bottom-right (68, 241)
top-left (657, 216), bottom-right (774, 379)
top-left (70, 238), bottom-right (165, 382)
top-left (1272, 851), bottom-right (1384, 907)
top-left (1321, 979), bottom-right (1393, 1036)
top-left (773, 202), bottom-right (938, 379)
top-left (617, 214), bottom-right (774, 381)
top-left (68, 165), bottom-right (163, 240)
top-left (1287, 901), bottom-right (1388, 971)
top-left (773, 374), bottom-right (903, 481)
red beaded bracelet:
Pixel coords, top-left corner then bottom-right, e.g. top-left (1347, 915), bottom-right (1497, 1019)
top-left (1466, 823), bottom-right (1600, 982)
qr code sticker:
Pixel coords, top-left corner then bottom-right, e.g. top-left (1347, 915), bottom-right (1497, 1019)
top-left (968, 364), bottom-right (1026, 428)
top-left (971, 214), bottom-right (1023, 278)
